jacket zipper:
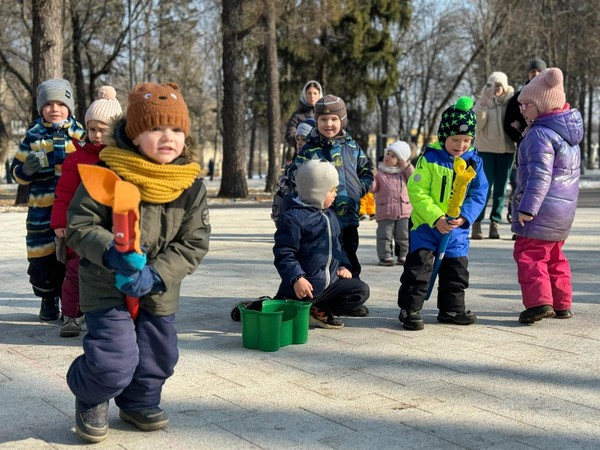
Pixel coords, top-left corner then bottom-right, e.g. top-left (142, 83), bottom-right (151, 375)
top-left (323, 211), bottom-right (332, 289)
top-left (440, 175), bottom-right (447, 203)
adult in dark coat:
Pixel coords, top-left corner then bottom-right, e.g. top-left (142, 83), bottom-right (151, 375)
top-left (504, 58), bottom-right (547, 146)
top-left (284, 80), bottom-right (323, 147)
top-left (503, 58), bottom-right (546, 227)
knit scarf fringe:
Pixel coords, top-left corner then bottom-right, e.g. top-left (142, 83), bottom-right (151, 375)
top-left (100, 147), bottom-right (200, 204)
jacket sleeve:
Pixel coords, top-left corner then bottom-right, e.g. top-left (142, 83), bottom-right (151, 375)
top-left (273, 212), bottom-right (305, 285)
top-left (51, 152), bottom-right (81, 229)
top-left (407, 156), bottom-right (445, 227)
top-left (517, 130), bottom-right (554, 216)
top-left (371, 171), bottom-right (380, 193)
top-left (10, 129), bottom-right (36, 185)
top-left (503, 94), bottom-right (526, 144)
top-left (457, 156), bottom-right (489, 226)
top-left (356, 147), bottom-right (374, 195)
top-left (285, 111), bottom-right (302, 148)
top-left (66, 182), bottom-right (115, 267)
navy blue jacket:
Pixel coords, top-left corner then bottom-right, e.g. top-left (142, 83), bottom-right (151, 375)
top-left (273, 199), bottom-right (350, 298)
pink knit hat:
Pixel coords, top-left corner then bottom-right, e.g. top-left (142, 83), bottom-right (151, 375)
top-left (518, 68), bottom-right (566, 114)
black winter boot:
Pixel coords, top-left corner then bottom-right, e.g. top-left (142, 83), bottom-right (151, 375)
top-left (39, 296), bottom-right (60, 321)
top-left (75, 399), bottom-right (109, 442)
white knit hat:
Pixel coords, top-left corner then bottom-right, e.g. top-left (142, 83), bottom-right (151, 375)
top-left (386, 141), bottom-right (411, 161)
top-left (85, 86), bottom-right (123, 126)
top-left (296, 122), bottom-right (313, 137)
top-left (295, 159), bottom-right (339, 209)
top-left (487, 71), bottom-right (509, 91)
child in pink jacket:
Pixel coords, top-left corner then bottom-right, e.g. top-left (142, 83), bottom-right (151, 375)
top-left (371, 141), bottom-right (414, 266)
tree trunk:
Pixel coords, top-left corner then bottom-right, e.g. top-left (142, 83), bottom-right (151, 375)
top-left (17, 0), bottom-right (64, 205)
top-left (248, 119), bottom-right (256, 179)
top-left (220, 0), bottom-right (248, 198)
top-left (69, 0), bottom-right (86, 120)
top-left (263, 0), bottom-right (281, 193)
top-left (31, 0), bottom-right (64, 119)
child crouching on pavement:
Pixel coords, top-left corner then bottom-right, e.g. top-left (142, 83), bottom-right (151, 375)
top-left (397, 97), bottom-right (488, 331)
top-left (273, 159), bottom-right (370, 329)
top-left (65, 82), bottom-right (211, 442)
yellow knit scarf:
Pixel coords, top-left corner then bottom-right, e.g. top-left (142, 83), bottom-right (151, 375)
top-left (100, 146), bottom-right (200, 204)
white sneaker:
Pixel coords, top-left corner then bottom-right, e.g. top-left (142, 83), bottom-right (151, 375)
top-left (60, 316), bottom-right (82, 337)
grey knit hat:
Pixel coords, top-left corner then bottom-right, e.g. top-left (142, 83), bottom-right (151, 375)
top-left (295, 159), bottom-right (339, 209)
top-left (527, 58), bottom-right (547, 72)
top-left (37, 79), bottom-right (75, 116)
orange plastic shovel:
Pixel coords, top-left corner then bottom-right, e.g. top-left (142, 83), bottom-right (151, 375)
top-left (79, 164), bottom-right (142, 319)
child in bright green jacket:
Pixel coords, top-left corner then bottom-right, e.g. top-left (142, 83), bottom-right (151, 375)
top-left (397, 97), bottom-right (488, 331)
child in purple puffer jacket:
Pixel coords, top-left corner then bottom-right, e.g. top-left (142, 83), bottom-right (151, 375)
top-left (511, 68), bottom-right (583, 324)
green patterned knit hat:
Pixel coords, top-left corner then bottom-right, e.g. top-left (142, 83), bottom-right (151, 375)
top-left (437, 96), bottom-right (477, 145)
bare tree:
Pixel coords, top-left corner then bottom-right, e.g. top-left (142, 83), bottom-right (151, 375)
top-left (220, 0), bottom-right (260, 197)
top-left (263, 0), bottom-right (281, 192)
top-left (15, 0), bottom-right (64, 204)
top-left (31, 0), bottom-right (64, 117)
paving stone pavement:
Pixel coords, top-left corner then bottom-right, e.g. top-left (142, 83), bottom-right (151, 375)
top-left (0, 197), bottom-right (599, 449)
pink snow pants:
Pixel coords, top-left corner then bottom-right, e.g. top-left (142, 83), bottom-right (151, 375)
top-left (513, 236), bottom-right (572, 311)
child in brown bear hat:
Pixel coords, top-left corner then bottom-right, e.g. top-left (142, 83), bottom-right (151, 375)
top-left (65, 82), bottom-right (211, 442)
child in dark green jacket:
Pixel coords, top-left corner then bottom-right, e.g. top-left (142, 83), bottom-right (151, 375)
top-left (65, 82), bottom-right (210, 443)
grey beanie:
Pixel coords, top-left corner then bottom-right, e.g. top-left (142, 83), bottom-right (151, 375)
top-left (37, 78), bottom-right (75, 116)
top-left (527, 58), bottom-right (547, 72)
top-left (295, 159), bottom-right (339, 209)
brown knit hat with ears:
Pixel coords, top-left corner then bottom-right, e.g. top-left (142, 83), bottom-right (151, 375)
top-left (125, 82), bottom-right (190, 140)
top-left (518, 68), bottom-right (566, 114)
top-left (315, 95), bottom-right (348, 129)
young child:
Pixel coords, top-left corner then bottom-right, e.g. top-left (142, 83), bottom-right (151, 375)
top-left (512, 68), bottom-right (582, 323)
top-left (50, 86), bottom-right (122, 337)
top-left (10, 78), bottom-right (86, 321)
top-left (273, 159), bottom-right (370, 328)
top-left (65, 82), bottom-right (210, 442)
top-left (271, 119), bottom-right (315, 227)
top-left (371, 140), bottom-right (414, 266)
top-left (397, 97), bottom-right (488, 331)
top-left (288, 95), bottom-right (373, 278)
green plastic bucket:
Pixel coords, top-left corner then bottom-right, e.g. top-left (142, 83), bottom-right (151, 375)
top-left (239, 299), bottom-right (311, 352)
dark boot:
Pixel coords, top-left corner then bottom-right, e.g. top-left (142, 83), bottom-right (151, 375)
top-left (489, 221), bottom-right (500, 239)
top-left (471, 222), bottom-right (484, 240)
top-left (75, 399), bottom-right (109, 443)
top-left (518, 305), bottom-right (555, 323)
top-left (39, 296), bottom-right (60, 321)
top-left (399, 309), bottom-right (424, 331)
top-left (119, 407), bottom-right (169, 431)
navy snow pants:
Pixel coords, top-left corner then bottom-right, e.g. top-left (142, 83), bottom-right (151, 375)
top-left (67, 305), bottom-right (178, 410)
